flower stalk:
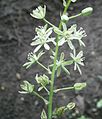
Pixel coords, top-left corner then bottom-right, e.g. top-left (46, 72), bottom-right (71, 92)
top-left (48, 0), bottom-right (72, 119)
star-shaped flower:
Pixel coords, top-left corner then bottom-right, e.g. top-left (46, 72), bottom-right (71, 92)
top-left (23, 51), bottom-right (45, 69)
top-left (54, 23), bottom-right (87, 50)
top-left (70, 49), bottom-right (85, 74)
top-left (50, 52), bottom-right (73, 77)
top-left (31, 24), bottom-right (55, 53)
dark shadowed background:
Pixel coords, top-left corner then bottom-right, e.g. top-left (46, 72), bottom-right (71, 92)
top-left (0, 0), bottom-right (102, 119)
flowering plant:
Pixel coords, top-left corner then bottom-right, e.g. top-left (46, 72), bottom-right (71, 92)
top-left (19, 0), bottom-right (93, 119)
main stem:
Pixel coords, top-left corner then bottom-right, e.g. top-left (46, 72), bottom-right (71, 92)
top-left (48, 0), bottom-right (71, 119)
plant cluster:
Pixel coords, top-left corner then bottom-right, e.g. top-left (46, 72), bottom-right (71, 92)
top-left (19, 0), bottom-right (93, 119)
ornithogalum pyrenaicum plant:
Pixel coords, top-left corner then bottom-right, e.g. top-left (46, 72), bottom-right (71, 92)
top-left (19, 0), bottom-right (93, 119)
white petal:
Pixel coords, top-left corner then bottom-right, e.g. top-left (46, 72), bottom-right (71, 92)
top-left (44, 44), bottom-right (50, 50)
top-left (58, 38), bottom-right (66, 46)
top-left (78, 61), bottom-right (84, 66)
top-left (34, 45), bottom-right (42, 53)
top-left (78, 39), bottom-right (85, 47)
top-left (76, 64), bottom-right (82, 75)
top-left (74, 63), bottom-right (77, 70)
top-left (31, 39), bottom-right (41, 46)
top-left (68, 40), bottom-right (74, 50)
top-left (18, 91), bottom-right (28, 94)
top-left (62, 22), bottom-right (67, 31)
top-left (77, 51), bottom-right (83, 58)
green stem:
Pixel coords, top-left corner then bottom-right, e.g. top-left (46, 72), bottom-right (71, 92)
top-left (43, 18), bottom-right (56, 28)
top-left (48, 0), bottom-right (71, 119)
top-left (69, 13), bottom-right (81, 20)
top-left (37, 61), bottom-right (51, 74)
top-left (54, 86), bottom-right (74, 93)
top-left (33, 91), bottom-right (49, 105)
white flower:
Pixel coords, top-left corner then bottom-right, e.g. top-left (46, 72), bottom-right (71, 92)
top-left (30, 5), bottom-right (46, 19)
top-left (70, 49), bottom-right (84, 74)
top-left (23, 51), bottom-right (45, 68)
top-left (31, 24), bottom-right (55, 52)
top-left (69, 26), bottom-right (87, 47)
top-left (54, 23), bottom-right (86, 49)
top-left (50, 52), bottom-right (73, 76)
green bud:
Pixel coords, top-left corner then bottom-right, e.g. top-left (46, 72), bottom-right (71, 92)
top-left (67, 102), bottom-right (75, 110)
top-left (81, 7), bottom-right (93, 16)
top-left (61, 14), bottom-right (69, 22)
top-left (41, 109), bottom-right (47, 119)
top-left (74, 82), bottom-right (87, 91)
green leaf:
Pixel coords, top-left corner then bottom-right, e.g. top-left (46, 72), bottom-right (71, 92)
top-left (97, 99), bottom-right (102, 108)
top-left (41, 109), bottom-right (47, 119)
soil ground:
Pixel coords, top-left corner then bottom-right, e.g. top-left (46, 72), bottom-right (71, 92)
top-left (0, 0), bottom-right (102, 119)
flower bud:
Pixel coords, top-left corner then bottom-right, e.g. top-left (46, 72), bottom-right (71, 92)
top-left (67, 102), bottom-right (75, 110)
top-left (74, 82), bottom-right (87, 91)
top-left (41, 109), bottom-right (47, 119)
top-left (71, 0), bottom-right (77, 2)
top-left (20, 81), bottom-right (34, 93)
top-left (81, 7), bottom-right (93, 16)
top-left (61, 14), bottom-right (69, 22)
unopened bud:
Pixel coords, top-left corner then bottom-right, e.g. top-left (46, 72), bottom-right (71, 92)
top-left (81, 7), bottom-right (93, 16)
top-left (74, 82), bottom-right (87, 91)
top-left (61, 14), bottom-right (69, 21)
top-left (71, 0), bottom-right (77, 2)
top-left (67, 102), bottom-right (75, 110)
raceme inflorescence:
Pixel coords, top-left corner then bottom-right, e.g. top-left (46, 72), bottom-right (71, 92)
top-left (19, 0), bottom-right (93, 119)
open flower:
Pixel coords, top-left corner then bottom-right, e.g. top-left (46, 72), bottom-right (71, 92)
top-left (54, 23), bottom-right (86, 49)
top-left (69, 26), bottom-right (87, 47)
top-left (30, 5), bottom-right (46, 19)
top-left (50, 52), bottom-right (73, 77)
top-left (70, 49), bottom-right (84, 74)
top-left (23, 51), bottom-right (45, 69)
top-left (31, 24), bottom-right (55, 53)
